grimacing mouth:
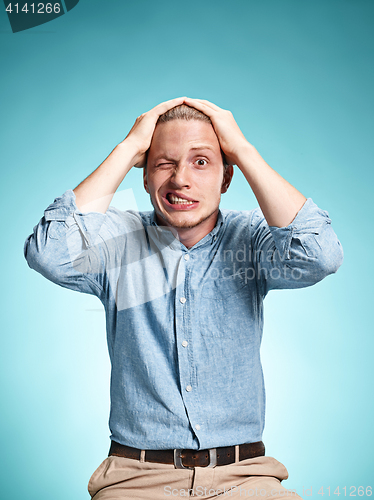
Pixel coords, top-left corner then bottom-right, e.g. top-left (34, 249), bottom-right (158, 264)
top-left (165, 192), bottom-right (198, 205)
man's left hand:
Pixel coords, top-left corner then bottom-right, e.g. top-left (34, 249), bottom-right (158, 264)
top-left (183, 97), bottom-right (249, 166)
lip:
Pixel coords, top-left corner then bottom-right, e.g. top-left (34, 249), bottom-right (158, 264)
top-left (162, 191), bottom-right (199, 210)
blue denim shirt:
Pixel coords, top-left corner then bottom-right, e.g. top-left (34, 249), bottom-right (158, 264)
top-left (24, 190), bottom-right (343, 450)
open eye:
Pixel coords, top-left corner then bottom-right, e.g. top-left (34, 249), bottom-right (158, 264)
top-left (196, 159), bottom-right (207, 166)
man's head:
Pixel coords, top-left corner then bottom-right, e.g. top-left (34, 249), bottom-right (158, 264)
top-left (143, 104), bottom-right (233, 247)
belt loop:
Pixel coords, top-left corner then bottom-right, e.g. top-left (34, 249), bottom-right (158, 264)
top-left (235, 445), bottom-right (239, 463)
top-left (140, 450), bottom-right (146, 463)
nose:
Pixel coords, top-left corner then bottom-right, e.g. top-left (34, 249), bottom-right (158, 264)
top-left (170, 163), bottom-right (191, 189)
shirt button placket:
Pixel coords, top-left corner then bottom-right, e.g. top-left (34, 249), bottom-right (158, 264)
top-left (178, 251), bottom-right (194, 425)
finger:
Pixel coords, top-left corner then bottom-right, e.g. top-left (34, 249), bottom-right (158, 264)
top-left (182, 98), bottom-right (218, 118)
top-left (184, 97), bottom-right (222, 113)
top-left (148, 96), bottom-right (186, 117)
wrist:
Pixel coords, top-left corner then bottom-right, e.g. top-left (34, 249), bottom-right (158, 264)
top-left (230, 140), bottom-right (256, 167)
top-left (116, 138), bottom-right (144, 167)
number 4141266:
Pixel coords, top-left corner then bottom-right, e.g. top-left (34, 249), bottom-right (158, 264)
top-left (318, 486), bottom-right (372, 496)
top-left (5, 3), bottom-right (61, 14)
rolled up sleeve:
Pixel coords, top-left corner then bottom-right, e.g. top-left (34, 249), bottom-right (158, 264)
top-left (24, 189), bottom-right (112, 297)
top-left (250, 198), bottom-right (344, 296)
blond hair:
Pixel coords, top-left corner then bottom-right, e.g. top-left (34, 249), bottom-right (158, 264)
top-left (156, 104), bottom-right (212, 125)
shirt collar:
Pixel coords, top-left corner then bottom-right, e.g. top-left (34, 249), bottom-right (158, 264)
top-left (149, 209), bottom-right (225, 250)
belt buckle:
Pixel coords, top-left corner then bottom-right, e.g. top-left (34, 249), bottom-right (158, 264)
top-left (173, 448), bottom-right (217, 469)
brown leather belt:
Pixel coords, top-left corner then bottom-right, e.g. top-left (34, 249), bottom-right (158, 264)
top-left (109, 440), bottom-right (265, 469)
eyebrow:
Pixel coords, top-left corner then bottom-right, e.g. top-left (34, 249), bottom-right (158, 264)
top-left (189, 145), bottom-right (216, 152)
top-left (153, 145), bottom-right (216, 162)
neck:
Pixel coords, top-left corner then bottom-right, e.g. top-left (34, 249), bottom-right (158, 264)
top-left (155, 210), bottom-right (219, 249)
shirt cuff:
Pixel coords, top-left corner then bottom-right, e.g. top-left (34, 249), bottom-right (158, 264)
top-left (44, 189), bottom-right (80, 221)
top-left (43, 189), bottom-right (107, 247)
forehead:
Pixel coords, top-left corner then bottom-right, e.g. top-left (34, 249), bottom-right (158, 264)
top-left (148, 119), bottom-right (221, 158)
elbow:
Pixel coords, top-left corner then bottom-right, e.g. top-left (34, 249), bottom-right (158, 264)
top-left (315, 239), bottom-right (344, 279)
top-left (24, 234), bottom-right (60, 283)
top-left (307, 224), bottom-right (344, 279)
top-left (24, 223), bottom-right (49, 271)
top-left (24, 234), bottom-right (39, 271)
top-left (331, 239), bottom-right (344, 273)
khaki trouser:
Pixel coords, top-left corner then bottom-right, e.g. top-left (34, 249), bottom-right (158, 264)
top-left (88, 454), bottom-right (302, 499)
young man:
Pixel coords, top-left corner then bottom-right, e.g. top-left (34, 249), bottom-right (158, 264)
top-left (24, 97), bottom-right (343, 499)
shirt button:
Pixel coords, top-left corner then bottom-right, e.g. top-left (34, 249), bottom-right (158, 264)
top-left (186, 385), bottom-right (192, 392)
top-left (184, 254), bottom-right (190, 261)
top-left (182, 340), bottom-right (188, 347)
top-left (180, 297), bottom-right (186, 304)
top-left (195, 424), bottom-right (201, 430)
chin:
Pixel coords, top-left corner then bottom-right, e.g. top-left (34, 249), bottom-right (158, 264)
top-left (170, 220), bottom-right (201, 229)
top-left (159, 210), bottom-right (216, 230)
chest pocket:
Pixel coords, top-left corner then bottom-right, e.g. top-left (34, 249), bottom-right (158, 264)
top-left (199, 271), bottom-right (252, 338)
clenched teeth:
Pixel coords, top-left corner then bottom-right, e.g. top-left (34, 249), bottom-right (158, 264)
top-left (168, 194), bottom-right (195, 205)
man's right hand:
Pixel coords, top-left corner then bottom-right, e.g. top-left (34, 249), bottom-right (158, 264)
top-left (124, 97), bottom-right (186, 168)
top-left (73, 97), bottom-right (186, 213)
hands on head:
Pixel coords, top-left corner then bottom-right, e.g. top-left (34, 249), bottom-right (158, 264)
top-left (72, 96), bottom-right (244, 216)
top-left (74, 95), bottom-right (306, 229)
top-left (125, 97), bottom-right (249, 169)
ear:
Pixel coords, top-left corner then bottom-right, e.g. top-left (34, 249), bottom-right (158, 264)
top-left (143, 166), bottom-right (150, 193)
top-left (221, 165), bottom-right (234, 194)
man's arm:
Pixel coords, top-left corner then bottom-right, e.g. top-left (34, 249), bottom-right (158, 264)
top-left (73, 96), bottom-right (186, 214)
top-left (24, 97), bottom-right (187, 292)
top-left (183, 98), bottom-right (343, 290)
top-left (183, 98), bottom-right (306, 228)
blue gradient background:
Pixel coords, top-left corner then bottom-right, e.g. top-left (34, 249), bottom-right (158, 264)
top-left (1, 1), bottom-right (373, 498)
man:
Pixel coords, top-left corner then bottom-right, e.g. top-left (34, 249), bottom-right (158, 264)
top-left (24, 97), bottom-right (343, 499)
